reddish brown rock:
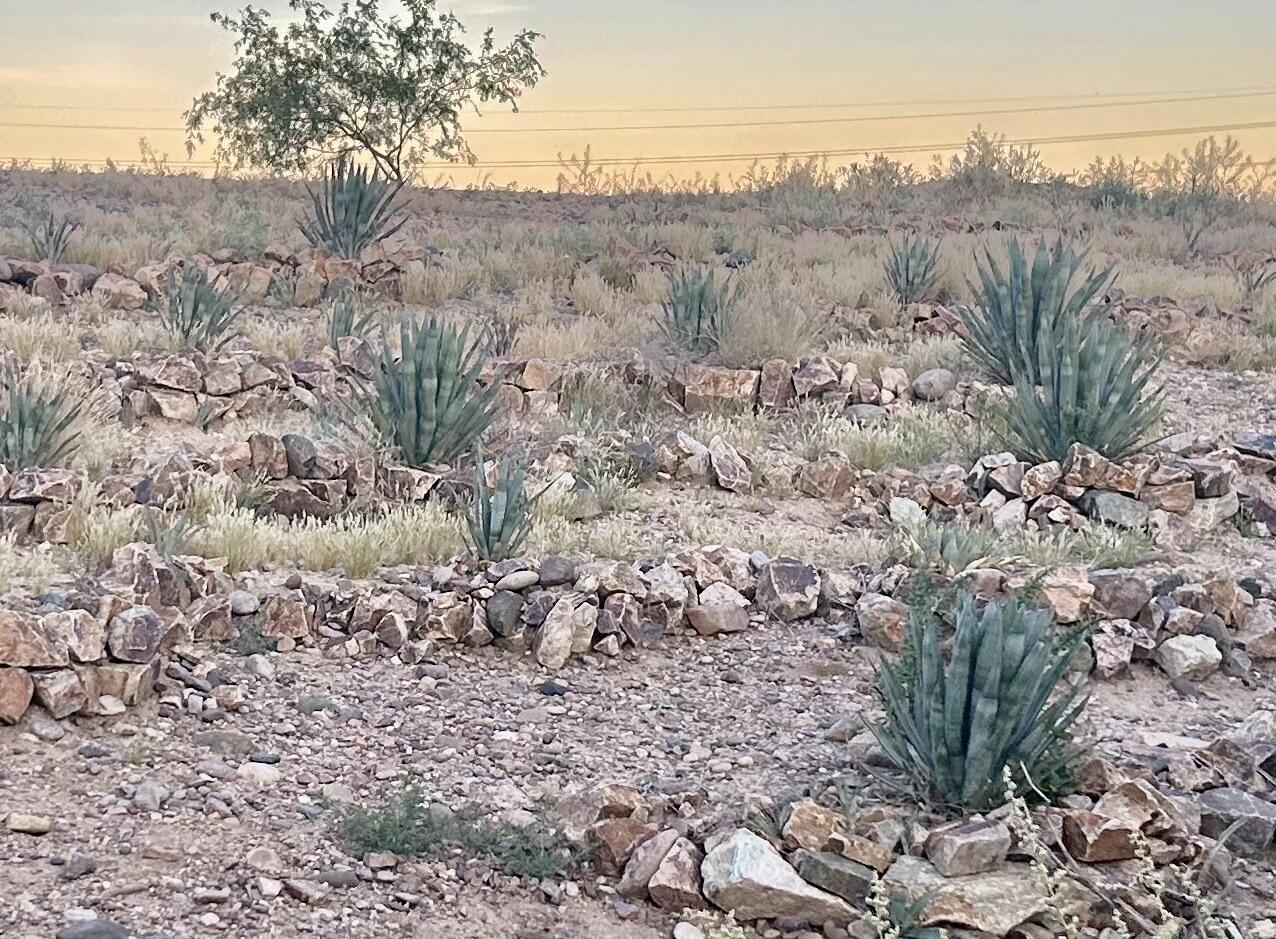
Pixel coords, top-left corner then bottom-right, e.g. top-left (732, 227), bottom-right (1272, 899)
top-left (0, 611), bottom-right (66, 667)
top-left (0, 668), bottom-right (34, 724)
top-left (590, 817), bottom-right (656, 875)
top-left (261, 596), bottom-right (310, 640)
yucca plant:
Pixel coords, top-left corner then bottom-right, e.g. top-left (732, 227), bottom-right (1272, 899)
top-left (0, 363), bottom-right (84, 470)
top-left (21, 209), bottom-right (80, 263)
top-left (484, 309), bottom-right (520, 358)
top-left (355, 317), bottom-right (500, 468)
top-left (871, 594), bottom-right (1086, 812)
top-left (961, 238), bottom-right (1114, 385)
top-left (883, 233), bottom-right (942, 305)
top-left (466, 456), bottom-right (533, 562)
top-left (300, 157), bottom-right (407, 259)
top-left (162, 266), bottom-right (241, 353)
top-left (326, 292), bottom-right (377, 350)
top-left (660, 265), bottom-right (734, 356)
top-left (1000, 313), bottom-right (1165, 464)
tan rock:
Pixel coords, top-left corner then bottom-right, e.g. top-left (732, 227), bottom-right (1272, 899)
top-left (0, 611), bottom-right (66, 667)
top-left (31, 669), bottom-right (86, 719)
top-left (648, 836), bottom-right (705, 910)
top-left (260, 596), bottom-right (310, 640)
top-left (781, 800), bottom-right (848, 851)
top-left (0, 668), bottom-right (34, 724)
top-left (677, 364), bottom-right (759, 414)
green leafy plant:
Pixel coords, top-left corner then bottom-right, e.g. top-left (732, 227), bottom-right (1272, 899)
top-left (871, 594), bottom-right (1087, 812)
top-left (484, 308), bottom-right (520, 358)
top-left (341, 786), bottom-right (584, 880)
top-left (145, 509), bottom-right (202, 560)
top-left (961, 238), bottom-right (1114, 385)
top-left (161, 265), bottom-right (242, 353)
top-left (185, 0), bottom-right (544, 180)
top-left (21, 209), bottom-right (80, 263)
top-left (326, 292), bottom-right (377, 349)
top-left (661, 265), bottom-right (734, 356)
top-left (355, 317), bottom-right (500, 467)
top-left (466, 456), bottom-right (533, 561)
top-left (0, 363), bottom-right (84, 470)
top-left (883, 233), bottom-right (942, 305)
top-left (1000, 312), bottom-right (1165, 464)
top-left (300, 157), bottom-right (407, 259)
top-left (865, 881), bottom-right (947, 939)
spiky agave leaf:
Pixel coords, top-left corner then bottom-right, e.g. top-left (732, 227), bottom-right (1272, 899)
top-left (883, 232), bottom-right (942, 305)
top-left (353, 316), bottom-right (500, 468)
top-left (961, 237), bottom-right (1114, 385)
top-left (0, 362), bottom-right (85, 470)
top-left (161, 265), bottom-right (241, 353)
top-left (467, 456), bottom-right (533, 562)
top-left (21, 209), bottom-right (81, 264)
top-left (660, 265), bottom-right (734, 357)
top-left (300, 157), bottom-right (407, 259)
top-left (870, 594), bottom-right (1086, 811)
top-left (999, 312), bottom-right (1165, 463)
top-left (326, 291), bottom-right (377, 349)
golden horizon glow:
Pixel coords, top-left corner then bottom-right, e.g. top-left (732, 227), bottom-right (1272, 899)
top-left (3, 0), bottom-right (1275, 189)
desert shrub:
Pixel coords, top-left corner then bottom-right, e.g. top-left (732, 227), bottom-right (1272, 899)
top-left (326, 292), bottom-right (376, 349)
top-left (300, 157), bottom-right (407, 259)
top-left (161, 265), bottom-right (241, 353)
top-left (871, 594), bottom-right (1086, 811)
top-left (466, 457), bottom-right (533, 561)
top-left (21, 209), bottom-right (80, 263)
top-left (895, 519), bottom-right (999, 575)
top-left (661, 265), bottom-right (734, 356)
top-left (1000, 313), bottom-right (1164, 464)
top-left (883, 233), bottom-right (942, 305)
top-left (355, 317), bottom-right (499, 468)
top-left (341, 787), bottom-right (582, 880)
top-left (0, 363), bottom-right (85, 470)
top-left (961, 237), bottom-right (1114, 385)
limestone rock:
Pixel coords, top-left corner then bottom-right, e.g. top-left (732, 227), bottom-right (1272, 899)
top-left (884, 856), bottom-right (1046, 936)
top-left (648, 837), bottom-right (705, 911)
top-left (1155, 635), bottom-right (1222, 681)
top-left (924, 819), bottom-right (1009, 876)
top-left (700, 828), bottom-right (855, 923)
top-left (911, 368), bottom-right (956, 401)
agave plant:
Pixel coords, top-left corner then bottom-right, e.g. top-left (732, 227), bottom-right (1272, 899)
top-left (326, 292), bottom-right (377, 350)
top-left (0, 363), bottom-right (84, 470)
top-left (961, 238), bottom-right (1114, 385)
top-left (355, 317), bottom-right (500, 468)
top-left (1000, 313), bottom-right (1165, 464)
top-left (300, 157), bottom-right (407, 259)
top-left (21, 209), bottom-right (80, 264)
top-left (660, 265), bottom-right (734, 356)
top-left (871, 594), bottom-right (1086, 811)
top-left (883, 233), bottom-right (942, 305)
top-left (466, 456), bottom-right (533, 562)
top-left (162, 266), bottom-right (241, 353)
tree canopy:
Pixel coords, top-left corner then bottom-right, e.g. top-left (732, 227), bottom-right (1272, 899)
top-left (185, 0), bottom-right (545, 181)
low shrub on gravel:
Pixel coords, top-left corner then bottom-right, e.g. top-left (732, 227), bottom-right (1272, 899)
top-left (341, 787), bottom-right (585, 880)
top-left (872, 594), bottom-right (1087, 811)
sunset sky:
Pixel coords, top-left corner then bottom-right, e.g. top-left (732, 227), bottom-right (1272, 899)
top-left (2, 0), bottom-right (1274, 189)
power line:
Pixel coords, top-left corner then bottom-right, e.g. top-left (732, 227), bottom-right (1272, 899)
top-left (7, 117), bottom-right (1276, 172)
top-left (5, 82), bottom-right (1276, 115)
top-left (4, 88), bottom-right (1276, 135)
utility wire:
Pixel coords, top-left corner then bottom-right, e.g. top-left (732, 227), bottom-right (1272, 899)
top-left (3, 88), bottom-right (1275, 135)
top-left (4, 82), bottom-right (1276, 114)
top-left (7, 117), bottom-right (1276, 171)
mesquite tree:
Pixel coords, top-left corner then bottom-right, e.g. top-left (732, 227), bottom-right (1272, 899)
top-left (186, 0), bottom-right (544, 180)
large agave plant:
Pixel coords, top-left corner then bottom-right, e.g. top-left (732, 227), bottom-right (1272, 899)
top-left (356, 317), bottom-right (500, 468)
top-left (883, 233), bottom-right (942, 305)
top-left (162, 266), bottom-right (241, 353)
top-left (466, 456), bottom-right (533, 562)
top-left (300, 157), bottom-right (407, 259)
top-left (871, 594), bottom-right (1086, 811)
top-left (1000, 311), bottom-right (1165, 464)
top-left (660, 265), bottom-right (734, 356)
top-left (0, 363), bottom-right (84, 470)
top-left (961, 238), bottom-right (1114, 385)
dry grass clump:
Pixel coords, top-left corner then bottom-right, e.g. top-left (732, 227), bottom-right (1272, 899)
top-left (239, 318), bottom-right (319, 359)
top-left (568, 270), bottom-right (629, 319)
top-left (0, 310), bottom-right (82, 362)
top-left (402, 256), bottom-right (487, 305)
top-left (1181, 320), bottom-right (1276, 372)
top-left (191, 503), bottom-right (463, 576)
top-left (0, 532), bottom-right (68, 594)
top-left (790, 404), bottom-right (962, 470)
top-left (713, 268), bottom-right (824, 366)
top-left (1117, 260), bottom-right (1242, 309)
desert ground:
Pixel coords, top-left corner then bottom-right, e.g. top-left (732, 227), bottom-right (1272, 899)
top-left (2, 143), bottom-right (1276, 939)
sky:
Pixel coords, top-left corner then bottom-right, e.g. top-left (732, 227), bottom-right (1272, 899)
top-left (1, 0), bottom-right (1274, 189)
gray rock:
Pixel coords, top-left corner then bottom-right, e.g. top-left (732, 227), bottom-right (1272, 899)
top-left (924, 819), bottom-right (1010, 877)
top-left (1080, 490), bottom-right (1149, 528)
top-left (1088, 569), bottom-right (1151, 620)
top-left (911, 368), bottom-right (957, 401)
top-left (1155, 635), bottom-right (1222, 681)
top-left (494, 570), bottom-right (539, 591)
top-left (229, 591), bottom-right (260, 616)
top-left (755, 558), bottom-right (821, 622)
top-left (1198, 787), bottom-right (1276, 856)
top-left (56, 921), bottom-right (131, 939)
top-left (485, 591), bottom-right (525, 638)
top-left (846, 404), bottom-right (888, 425)
top-left (538, 556), bottom-right (577, 587)
top-left (793, 850), bottom-right (876, 905)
